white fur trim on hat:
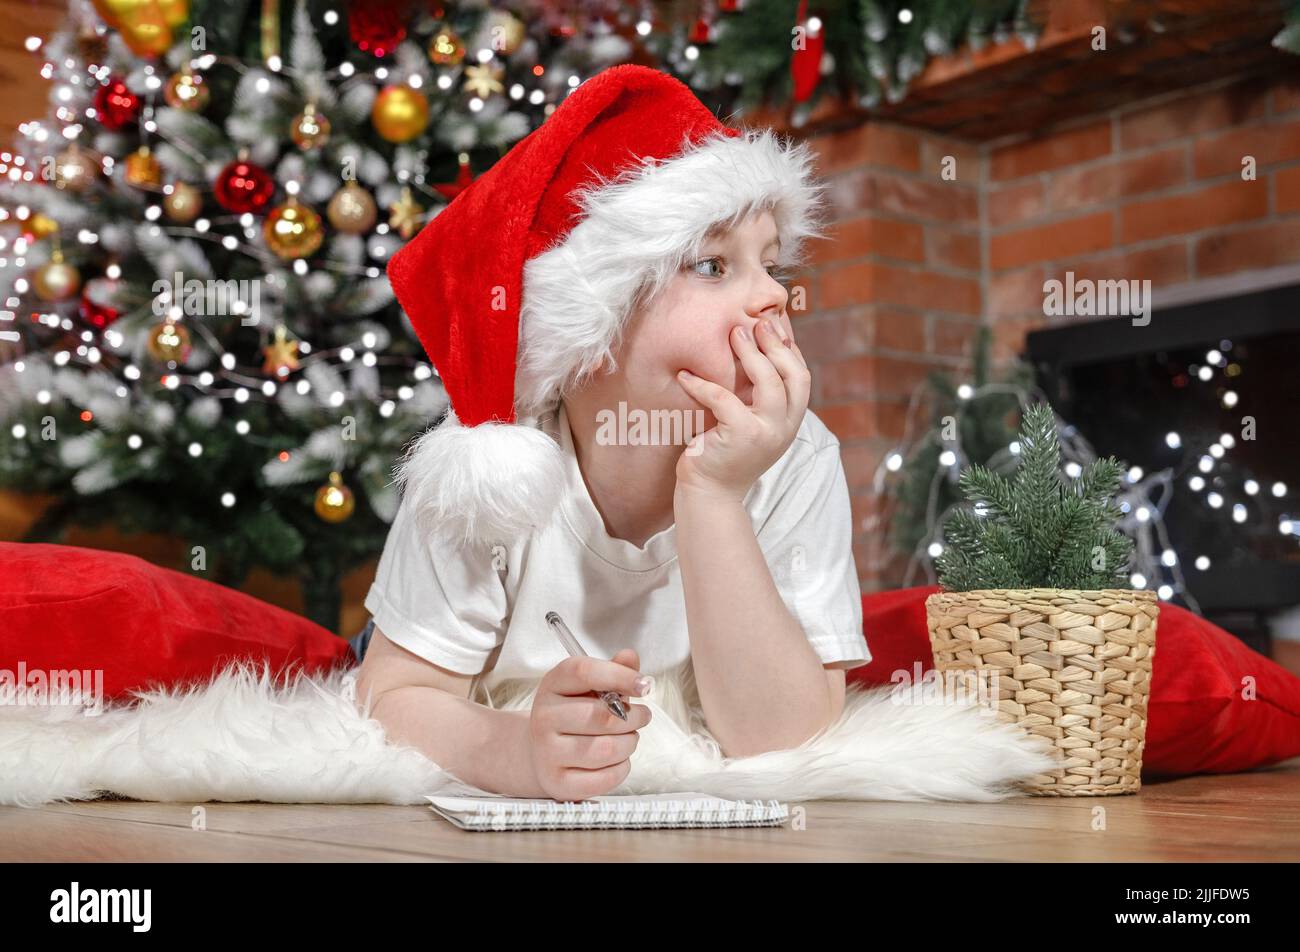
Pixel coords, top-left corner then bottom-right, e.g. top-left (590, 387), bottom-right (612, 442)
top-left (393, 408), bottom-right (566, 549)
top-left (515, 126), bottom-right (829, 418)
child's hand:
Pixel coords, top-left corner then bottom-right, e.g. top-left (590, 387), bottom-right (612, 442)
top-left (527, 648), bottom-right (653, 802)
top-left (674, 313), bottom-right (809, 503)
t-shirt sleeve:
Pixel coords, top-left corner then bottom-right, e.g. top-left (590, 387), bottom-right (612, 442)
top-left (363, 495), bottom-right (509, 675)
top-left (758, 443), bottom-right (870, 669)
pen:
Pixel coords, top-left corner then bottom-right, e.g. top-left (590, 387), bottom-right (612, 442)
top-left (544, 611), bottom-right (628, 721)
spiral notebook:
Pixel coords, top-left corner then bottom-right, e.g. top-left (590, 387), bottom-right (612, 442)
top-left (426, 792), bottom-right (789, 831)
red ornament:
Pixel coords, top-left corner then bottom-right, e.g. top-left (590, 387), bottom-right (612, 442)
top-left (93, 78), bottom-right (142, 131)
top-left (349, 0), bottom-right (409, 57)
top-left (79, 277), bottom-right (120, 330)
top-left (719, 0), bottom-right (744, 11)
top-left (791, 0), bottom-right (825, 104)
top-left (689, 17), bottom-right (715, 44)
top-left (431, 153), bottom-right (475, 201)
top-left (213, 159), bottom-right (275, 214)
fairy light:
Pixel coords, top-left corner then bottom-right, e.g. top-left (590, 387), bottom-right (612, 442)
top-left (1195, 556), bottom-right (1210, 570)
top-left (1165, 431), bottom-right (1181, 449)
top-left (188, 442), bottom-right (202, 458)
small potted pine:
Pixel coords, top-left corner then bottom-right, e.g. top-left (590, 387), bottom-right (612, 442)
top-left (927, 403), bottom-right (1158, 796)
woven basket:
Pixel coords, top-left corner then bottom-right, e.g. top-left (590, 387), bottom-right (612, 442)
top-left (925, 588), bottom-right (1159, 796)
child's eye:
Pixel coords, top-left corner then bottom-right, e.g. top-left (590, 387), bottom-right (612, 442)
top-left (689, 257), bottom-right (788, 283)
top-left (691, 257), bottom-right (725, 278)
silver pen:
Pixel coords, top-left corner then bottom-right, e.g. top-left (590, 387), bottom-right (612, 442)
top-left (544, 611), bottom-right (628, 721)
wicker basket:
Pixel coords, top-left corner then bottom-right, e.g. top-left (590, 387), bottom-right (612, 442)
top-left (925, 588), bottom-right (1159, 796)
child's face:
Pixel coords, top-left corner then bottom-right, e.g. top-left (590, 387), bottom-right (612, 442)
top-left (608, 209), bottom-right (790, 421)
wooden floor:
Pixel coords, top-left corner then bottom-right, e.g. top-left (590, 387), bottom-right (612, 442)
top-left (3, 757), bottom-right (1298, 861)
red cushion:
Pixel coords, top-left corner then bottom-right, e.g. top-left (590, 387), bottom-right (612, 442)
top-left (848, 586), bottom-right (1300, 778)
top-left (0, 542), bottom-right (354, 702)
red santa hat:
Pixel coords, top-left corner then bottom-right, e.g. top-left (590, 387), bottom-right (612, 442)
top-left (386, 63), bottom-right (827, 549)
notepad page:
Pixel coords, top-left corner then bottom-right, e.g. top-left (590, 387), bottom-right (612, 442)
top-left (426, 792), bottom-right (789, 831)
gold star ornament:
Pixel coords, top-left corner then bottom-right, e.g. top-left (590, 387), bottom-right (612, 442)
top-left (388, 187), bottom-right (424, 240)
top-left (462, 63), bottom-right (504, 99)
top-left (261, 324), bottom-right (301, 377)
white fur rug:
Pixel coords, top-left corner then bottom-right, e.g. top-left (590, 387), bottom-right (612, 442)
top-left (0, 658), bottom-right (1061, 807)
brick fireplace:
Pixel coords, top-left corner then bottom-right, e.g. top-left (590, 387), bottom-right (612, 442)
top-left (791, 67), bottom-right (1300, 592)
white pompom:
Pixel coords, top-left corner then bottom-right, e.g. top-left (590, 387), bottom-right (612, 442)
top-left (394, 410), bottom-right (566, 548)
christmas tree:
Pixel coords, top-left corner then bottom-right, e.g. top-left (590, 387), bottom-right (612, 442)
top-left (935, 402), bottom-right (1135, 592)
top-left (0, 0), bottom-right (640, 629)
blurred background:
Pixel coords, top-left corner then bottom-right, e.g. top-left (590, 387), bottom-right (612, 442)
top-left (1, 0), bottom-right (1297, 669)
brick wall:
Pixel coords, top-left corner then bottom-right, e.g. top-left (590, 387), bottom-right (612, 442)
top-left (987, 72), bottom-right (1300, 364)
top-left (797, 120), bottom-right (981, 590)
top-left (799, 70), bottom-right (1300, 593)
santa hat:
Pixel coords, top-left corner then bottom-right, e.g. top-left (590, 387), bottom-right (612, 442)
top-left (386, 63), bottom-right (827, 549)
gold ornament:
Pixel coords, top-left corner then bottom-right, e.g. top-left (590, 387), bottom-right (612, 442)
top-left (261, 324), bottom-right (300, 377)
top-left (371, 85), bottom-right (429, 143)
top-left (314, 471), bottom-right (355, 523)
top-left (462, 63), bottom-right (504, 99)
top-left (33, 249), bottom-right (81, 301)
top-left (162, 180), bottom-right (202, 222)
top-left (119, 5), bottom-right (172, 57)
top-left (124, 145), bottom-right (162, 188)
top-left (485, 10), bottom-right (525, 56)
top-left (53, 144), bottom-right (98, 192)
top-left (164, 68), bottom-right (208, 111)
top-left (428, 26), bottom-right (466, 65)
top-left (28, 213), bottom-right (59, 240)
top-left (387, 187), bottom-right (423, 240)
top-left (92, 0), bottom-right (187, 55)
top-left (155, 0), bottom-right (189, 28)
top-left (290, 103), bottom-right (331, 150)
top-left (146, 319), bottom-right (192, 363)
top-left (263, 198), bottom-right (324, 260)
top-left (326, 181), bottom-right (377, 234)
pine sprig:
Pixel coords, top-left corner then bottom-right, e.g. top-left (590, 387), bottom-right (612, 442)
top-left (935, 403), bottom-right (1135, 591)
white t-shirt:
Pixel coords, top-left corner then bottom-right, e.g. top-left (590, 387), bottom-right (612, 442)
top-left (363, 401), bottom-right (869, 701)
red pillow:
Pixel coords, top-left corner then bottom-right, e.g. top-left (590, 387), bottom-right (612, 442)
top-left (0, 542), bottom-right (354, 702)
top-left (847, 585), bottom-right (1300, 778)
